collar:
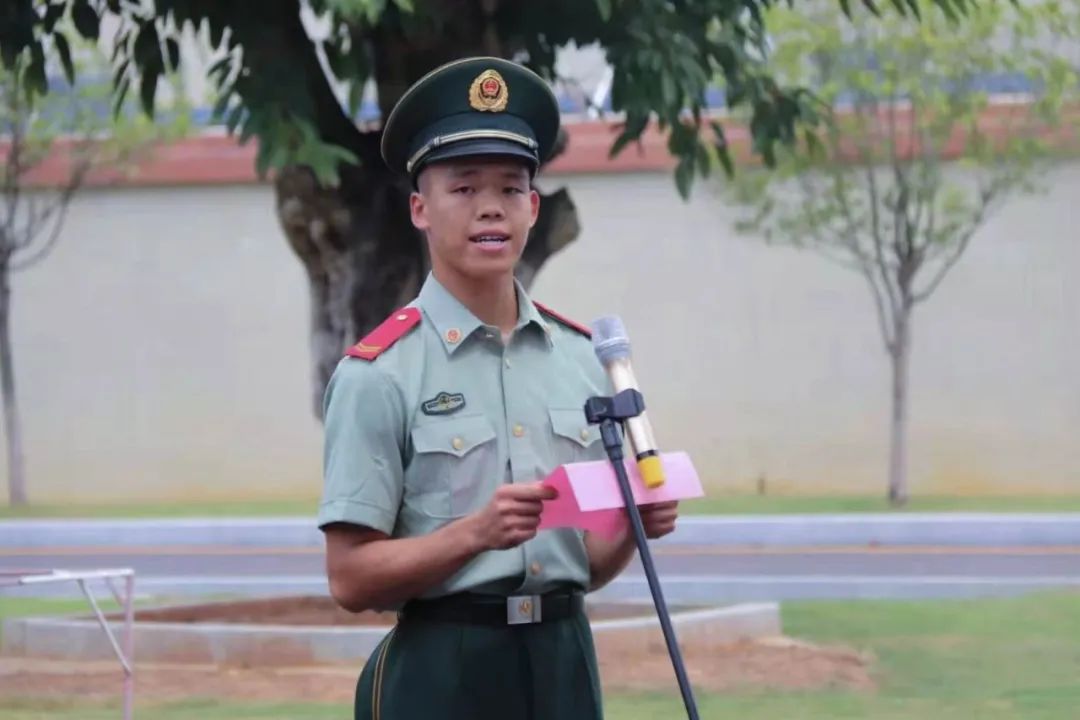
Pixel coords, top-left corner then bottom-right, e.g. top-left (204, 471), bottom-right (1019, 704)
top-left (417, 273), bottom-right (553, 354)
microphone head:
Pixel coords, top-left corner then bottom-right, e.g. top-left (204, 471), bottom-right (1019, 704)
top-left (591, 315), bottom-right (632, 364)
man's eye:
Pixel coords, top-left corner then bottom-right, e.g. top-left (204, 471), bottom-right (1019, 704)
top-left (454, 186), bottom-right (473, 194)
top-left (504, 187), bottom-right (524, 194)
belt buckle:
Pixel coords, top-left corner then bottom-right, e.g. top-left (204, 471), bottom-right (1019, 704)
top-left (507, 594), bottom-right (542, 625)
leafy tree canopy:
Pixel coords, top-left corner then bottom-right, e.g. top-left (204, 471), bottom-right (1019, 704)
top-left (1, 0), bottom-right (973, 195)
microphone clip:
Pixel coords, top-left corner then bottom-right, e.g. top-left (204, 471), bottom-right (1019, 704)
top-left (583, 389), bottom-right (646, 459)
top-left (583, 388), bottom-right (646, 425)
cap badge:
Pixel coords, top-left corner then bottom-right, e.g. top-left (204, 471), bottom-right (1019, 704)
top-left (469, 69), bottom-right (509, 112)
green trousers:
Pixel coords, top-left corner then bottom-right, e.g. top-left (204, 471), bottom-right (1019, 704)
top-left (354, 611), bottom-right (604, 720)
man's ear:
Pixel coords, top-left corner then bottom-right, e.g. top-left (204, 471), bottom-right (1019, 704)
top-left (528, 187), bottom-right (540, 228)
top-left (410, 190), bottom-right (429, 231)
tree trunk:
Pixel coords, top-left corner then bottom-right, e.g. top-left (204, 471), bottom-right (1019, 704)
top-left (887, 308), bottom-right (912, 507)
top-left (0, 263), bottom-right (27, 506)
top-left (274, 135), bottom-right (580, 420)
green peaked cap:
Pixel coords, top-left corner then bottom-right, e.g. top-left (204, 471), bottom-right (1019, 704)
top-left (380, 56), bottom-right (561, 183)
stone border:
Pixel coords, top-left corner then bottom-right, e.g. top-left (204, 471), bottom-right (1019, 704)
top-left (1, 601), bottom-right (781, 667)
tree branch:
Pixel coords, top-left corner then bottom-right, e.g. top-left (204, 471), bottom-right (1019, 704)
top-left (791, 163), bottom-right (894, 350)
top-left (2, 76), bottom-right (24, 254)
top-left (845, 88), bottom-right (901, 305)
top-left (795, 172), bottom-right (867, 273)
top-left (9, 161), bottom-right (87, 271)
top-left (912, 181), bottom-right (996, 304)
top-left (863, 148), bottom-right (901, 343)
top-left (818, 166), bottom-right (896, 350)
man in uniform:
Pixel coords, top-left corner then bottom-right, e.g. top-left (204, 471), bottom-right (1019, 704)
top-left (318, 56), bottom-right (679, 720)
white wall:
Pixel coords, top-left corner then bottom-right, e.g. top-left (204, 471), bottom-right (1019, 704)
top-left (2, 166), bottom-right (1078, 503)
top-left (5, 186), bottom-right (322, 503)
top-left (533, 167), bottom-right (1080, 496)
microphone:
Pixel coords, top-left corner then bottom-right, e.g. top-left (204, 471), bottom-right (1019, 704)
top-left (590, 315), bottom-right (667, 489)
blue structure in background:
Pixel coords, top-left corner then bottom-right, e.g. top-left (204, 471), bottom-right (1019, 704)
top-left (38, 68), bottom-right (1050, 132)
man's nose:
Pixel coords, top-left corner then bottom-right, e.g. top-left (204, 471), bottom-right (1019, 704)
top-left (478, 193), bottom-right (505, 220)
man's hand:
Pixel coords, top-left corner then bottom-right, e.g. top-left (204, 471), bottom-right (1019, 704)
top-left (466, 482), bottom-right (558, 551)
top-left (638, 500), bottom-right (679, 539)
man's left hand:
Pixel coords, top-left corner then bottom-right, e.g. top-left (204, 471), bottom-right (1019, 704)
top-left (638, 500), bottom-right (679, 539)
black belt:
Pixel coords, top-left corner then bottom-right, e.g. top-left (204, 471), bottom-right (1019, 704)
top-left (399, 589), bottom-right (584, 626)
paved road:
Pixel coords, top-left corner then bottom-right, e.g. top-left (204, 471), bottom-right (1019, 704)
top-left (5, 545), bottom-right (1080, 602)
top-left (6, 545), bottom-right (1080, 578)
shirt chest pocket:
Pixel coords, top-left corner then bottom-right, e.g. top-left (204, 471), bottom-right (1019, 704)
top-left (547, 407), bottom-right (603, 467)
top-left (407, 414), bottom-right (499, 519)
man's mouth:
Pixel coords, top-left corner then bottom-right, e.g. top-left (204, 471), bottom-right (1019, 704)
top-left (469, 233), bottom-right (509, 246)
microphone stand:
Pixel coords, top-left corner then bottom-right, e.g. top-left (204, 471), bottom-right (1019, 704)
top-left (584, 389), bottom-right (700, 720)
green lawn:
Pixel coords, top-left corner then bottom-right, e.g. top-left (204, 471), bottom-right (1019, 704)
top-left (5, 494), bottom-right (1080, 519)
top-left (5, 591), bottom-right (1080, 719)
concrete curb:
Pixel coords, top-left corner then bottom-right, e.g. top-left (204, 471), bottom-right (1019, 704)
top-left (1, 601), bottom-right (781, 666)
top-left (5, 513), bottom-right (1080, 548)
top-left (8, 573), bottom-right (1080, 603)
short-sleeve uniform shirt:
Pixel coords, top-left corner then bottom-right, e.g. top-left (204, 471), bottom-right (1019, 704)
top-left (318, 273), bottom-right (610, 603)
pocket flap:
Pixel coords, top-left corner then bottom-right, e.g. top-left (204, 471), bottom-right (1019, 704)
top-left (548, 407), bottom-right (599, 448)
top-left (411, 414), bottom-right (496, 458)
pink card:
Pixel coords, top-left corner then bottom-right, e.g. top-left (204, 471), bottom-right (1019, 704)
top-left (538, 451), bottom-right (704, 539)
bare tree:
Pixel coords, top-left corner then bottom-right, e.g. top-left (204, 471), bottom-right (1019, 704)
top-left (0, 39), bottom-right (188, 506)
top-left (730, 0), bottom-right (1080, 506)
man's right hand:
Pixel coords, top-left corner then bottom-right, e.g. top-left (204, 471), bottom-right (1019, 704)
top-left (466, 482), bottom-right (559, 551)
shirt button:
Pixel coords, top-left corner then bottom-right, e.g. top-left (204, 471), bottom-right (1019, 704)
top-left (530, 562), bottom-right (542, 576)
top-left (580, 428), bottom-right (590, 441)
top-left (504, 357), bottom-right (512, 369)
top-left (451, 437), bottom-right (464, 451)
top-left (513, 424), bottom-right (525, 438)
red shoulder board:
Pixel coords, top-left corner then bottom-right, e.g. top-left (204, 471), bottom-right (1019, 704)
top-left (346, 307), bottom-right (421, 360)
top-left (534, 301), bottom-right (591, 338)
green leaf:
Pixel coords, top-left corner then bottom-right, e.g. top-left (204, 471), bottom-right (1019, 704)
top-left (207, 55), bottom-right (232, 82)
top-left (112, 76), bottom-right (131, 118)
top-left (392, 0), bottom-right (414, 11)
top-left (211, 86), bottom-right (233, 120)
top-left (711, 121), bottom-right (735, 177)
top-left (134, 22), bottom-right (161, 66)
top-left (71, 0), bottom-right (100, 41)
top-left (208, 20), bottom-right (225, 50)
top-left (43, 2), bottom-right (66, 33)
top-left (674, 157), bottom-right (694, 200)
top-left (111, 30), bottom-right (129, 63)
top-left (595, 0), bottom-right (612, 22)
top-left (26, 42), bottom-right (48, 99)
top-left (112, 58), bottom-right (130, 91)
top-left (347, 81), bottom-right (364, 118)
top-left (54, 32), bottom-right (75, 86)
top-left (165, 38), bottom-right (180, 71)
top-left (140, 66), bottom-right (160, 117)
top-left (695, 142), bottom-right (711, 177)
top-left (225, 104), bottom-right (245, 134)
top-left (323, 41), bottom-right (349, 78)
top-left (716, 144), bottom-right (735, 178)
top-left (609, 113), bottom-right (649, 158)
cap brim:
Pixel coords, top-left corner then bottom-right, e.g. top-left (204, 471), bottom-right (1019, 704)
top-left (415, 139), bottom-right (539, 177)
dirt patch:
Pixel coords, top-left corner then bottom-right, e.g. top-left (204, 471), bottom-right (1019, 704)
top-left (0, 638), bottom-right (875, 705)
top-left (112, 595), bottom-right (679, 627)
top-left (7, 596), bottom-right (876, 702)
top-left (599, 636), bottom-right (877, 694)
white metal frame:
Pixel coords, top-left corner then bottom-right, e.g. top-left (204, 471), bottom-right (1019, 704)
top-left (1, 568), bottom-right (136, 720)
